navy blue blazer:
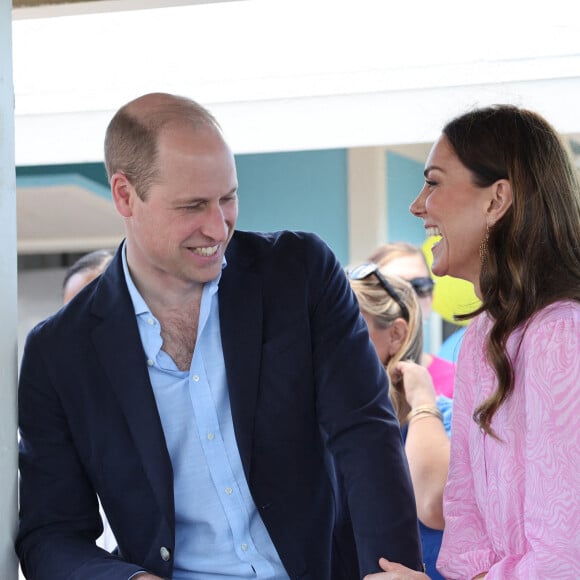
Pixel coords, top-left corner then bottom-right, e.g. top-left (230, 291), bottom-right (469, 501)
top-left (17, 230), bottom-right (422, 580)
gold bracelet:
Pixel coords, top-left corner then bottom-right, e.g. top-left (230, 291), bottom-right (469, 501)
top-left (408, 413), bottom-right (443, 426)
top-left (406, 405), bottom-right (443, 423)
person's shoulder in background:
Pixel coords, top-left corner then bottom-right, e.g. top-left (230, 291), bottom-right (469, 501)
top-left (437, 326), bottom-right (467, 364)
top-left (436, 395), bottom-right (453, 436)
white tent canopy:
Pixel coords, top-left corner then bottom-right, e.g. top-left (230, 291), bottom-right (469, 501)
top-left (13, 0), bottom-right (580, 165)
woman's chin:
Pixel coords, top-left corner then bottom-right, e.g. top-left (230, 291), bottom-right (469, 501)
top-left (431, 260), bottom-right (447, 278)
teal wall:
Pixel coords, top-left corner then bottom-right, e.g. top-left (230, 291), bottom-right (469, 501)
top-left (385, 151), bottom-right (433, 350)
top-left (386, 151), bottom-right (425, 246)
top-left (17, 163), bottom-right (109, 189)
top-left (235, 149), bottom-right (349, 264)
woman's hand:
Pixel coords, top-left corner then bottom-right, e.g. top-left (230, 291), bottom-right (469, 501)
top-left (392, 360), bottom-right (437, 409)
top-left (363, 558), bottom-right (430, 579)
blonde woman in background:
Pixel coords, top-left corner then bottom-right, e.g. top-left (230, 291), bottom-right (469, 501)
top-left (368, 243), bottom-right (455, 398)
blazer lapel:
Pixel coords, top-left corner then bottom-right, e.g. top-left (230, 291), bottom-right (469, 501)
top-left (219, 242), bottom-right (263, 481)
top-left (90, 251), bottom-right (174, 528)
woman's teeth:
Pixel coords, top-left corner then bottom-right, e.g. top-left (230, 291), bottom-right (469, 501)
top-left (426, 227), bottom-right (441, 237)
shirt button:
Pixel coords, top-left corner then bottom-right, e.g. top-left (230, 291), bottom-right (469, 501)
top-left (147, 359), bottom-right (154, 367)
top-left (207, 432), bottom-right (215, 441)
top-left (160, 546), bottom-right (171, 561)
top-left (192, 374), bottom-right (200, 382)
top-left (241, 543), bottom-right (248, 552)
top-left (147, 318), bottom-right (156, 326)
top-left (225, 487), bottom-right (233, 495)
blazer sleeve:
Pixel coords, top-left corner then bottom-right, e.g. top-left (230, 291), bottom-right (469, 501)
top-left (16, 326), bottom-right (144, 580)
top-left (305, 236), bottom-right (423, 574)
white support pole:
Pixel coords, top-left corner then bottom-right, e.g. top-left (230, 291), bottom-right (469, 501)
top-left (347, 146), bottom-right (387, 265)
top-left (0, 1), bottom-right (20, 578)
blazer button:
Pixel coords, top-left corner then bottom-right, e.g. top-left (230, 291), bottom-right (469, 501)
top-left (160, 546), bottom-right (171, 561)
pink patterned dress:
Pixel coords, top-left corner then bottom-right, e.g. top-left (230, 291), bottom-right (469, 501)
top-left (438, 301), bottom-right (580, 579)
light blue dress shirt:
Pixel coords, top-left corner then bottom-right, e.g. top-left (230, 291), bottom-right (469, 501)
top-left (122, 248), bottom-right (288, 579)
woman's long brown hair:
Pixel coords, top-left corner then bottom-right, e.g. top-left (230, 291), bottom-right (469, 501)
top-left (449, 105), bottom-right (580, 437)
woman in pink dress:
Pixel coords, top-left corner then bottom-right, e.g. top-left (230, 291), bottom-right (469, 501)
top-left (365, 104), bottom-right (580, 579)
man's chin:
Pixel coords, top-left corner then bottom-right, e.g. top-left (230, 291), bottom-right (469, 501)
top-left (192, 265), bottom-right (223, 284)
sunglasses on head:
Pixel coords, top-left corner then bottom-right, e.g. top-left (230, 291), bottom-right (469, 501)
top-left (409, 276), bottom-right (435, 298)
top-left (348, 263), bottom-right (410, 322)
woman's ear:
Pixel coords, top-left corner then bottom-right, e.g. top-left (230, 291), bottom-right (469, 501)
top-left (111, 172), bottom-right (137, 218)
top-left (385, 318), bottom-right (409, 357)
top-left (486, 179), bottom-right (513, 225)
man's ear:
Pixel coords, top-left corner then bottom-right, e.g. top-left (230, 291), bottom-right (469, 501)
top-left (110, 172), bottom-right (136, 218)
top-left (486, 179), bottom-right (513, 225)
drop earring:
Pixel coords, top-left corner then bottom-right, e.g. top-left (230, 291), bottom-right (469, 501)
top-left (479, 224), bottom-right (490, 269)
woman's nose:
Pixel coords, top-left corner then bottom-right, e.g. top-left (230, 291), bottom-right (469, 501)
top-left (410, 186), bottom-right (427, 217)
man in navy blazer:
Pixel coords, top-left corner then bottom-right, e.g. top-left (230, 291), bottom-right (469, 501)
top-left (16, 93), bottom-right (422, 580)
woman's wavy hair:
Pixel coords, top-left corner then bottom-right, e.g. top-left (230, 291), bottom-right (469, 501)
top-left (447, 105), bottom-right (580, 437)
top-left (349, 272), bottom-right (423, 424)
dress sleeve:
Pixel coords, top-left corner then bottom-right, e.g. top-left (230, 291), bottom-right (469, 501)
top-left (436, 319), bottom-right (498, 579)
top-left (485, 313), bottom-right (580, 578)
